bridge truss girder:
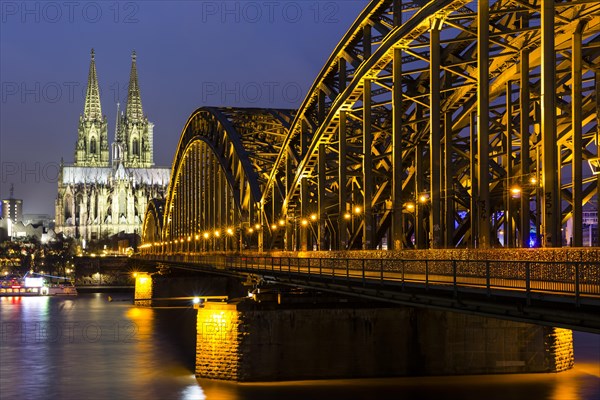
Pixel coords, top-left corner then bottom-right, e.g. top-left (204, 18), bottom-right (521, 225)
top-left (141, 198), bottom-right (165, 246)
top-left (261, 0), bottom-right (600, 251)
top-left (144, 0), bottom-right (600, 254)
top-left (159, 107), bottom-right (292, 253)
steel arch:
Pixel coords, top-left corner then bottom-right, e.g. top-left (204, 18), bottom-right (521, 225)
top-left (161, 107), bottom-right (292, 251)
top-left (262, 0), bottom-right (600, 251)
top-left (141, 199), bottom-right (165, 251)
top-left (144, 0), bottom-right (600, 254)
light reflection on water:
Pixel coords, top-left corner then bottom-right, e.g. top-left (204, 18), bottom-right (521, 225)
top-left (0, 294), bottom-right (598, 400)
top-left (197, 367), bottom-right (600, 400)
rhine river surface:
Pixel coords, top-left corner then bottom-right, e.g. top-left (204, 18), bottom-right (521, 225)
top-left (1, 294), bottom-right (598, 400)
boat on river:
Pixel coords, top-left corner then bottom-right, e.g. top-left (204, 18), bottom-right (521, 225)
top-left (0, 273), bottom-right (77, 297)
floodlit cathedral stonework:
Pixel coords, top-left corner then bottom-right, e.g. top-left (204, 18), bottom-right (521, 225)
top-left (55, 50), bottom-right (170, 242)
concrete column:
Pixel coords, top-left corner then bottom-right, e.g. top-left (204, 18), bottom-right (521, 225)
top-left (209, 155), bottom-right (216, 249)
top-left (318, 143), bottom-right (327, 250)
top-left (392, 47), bottom-right (404, 250)
top-left (470, 112), bottom-right (478, 247)
top-left (337, 60), bottom-right (348, 247)
top-left (429, 19), bottom-right (442, 249)
top-left (363, 78), bottom-right (373, 249)
top-left (285, 153), bottom-right (294, 251)
top-left (393, 0), bottom-right (402, 26)
top-left (362, 23), bottom-right (373, 250)
top-left (444, 78), bottom-right (454, 248)
top-left (571, 23), bottom-right (583, 247)
top-left (338, 111), bottom-right (348, 250)
top-left (257, 200), bottom-right (264, 253)
top-left (541, 0), bottom-right (561, 247)
top-left (597, 72), bottom-right (600, 247)
top-left (477, 2), bottom-right (490, 248)
top-left (506, 81), bottom-right (514, 247)
top-left (200, 145), bottom-right (206, 246)
top-left (300, 177), bottom-right (309, 251)
top-left (415, 141), bottom-right (426, 248)
top-left (520, 48), bottom-right (531, 248)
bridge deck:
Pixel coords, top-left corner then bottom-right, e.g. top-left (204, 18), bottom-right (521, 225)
top-left (136, 253), bottom-right (600, 333)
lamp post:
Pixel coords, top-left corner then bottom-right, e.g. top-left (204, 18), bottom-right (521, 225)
top-left (341, 209), bottom-right (353, 250)
top-left (418, 193), bottom-right (430, 248)
top-left (530, 175), bottom-right (542, 247)
top-left (403, 201), bottom-right (416, 248)
top-left (203, 232), bottom-right (210, 252)
top-left (245, 226), bottom-right (254, 251)
top-left (214, 230), bottom-right (220, 251)
top-left (299, 214), bottom-right (320, 251)
top-left (225, 228), bottom-right (234, 251)
top-left (300, 218), bottom-right (309, 251)
top-left (341, 206), bottom-right (362, 249)
top-left (290, 213), bottom-right (299, 251)
top-left (506, 185), bottom-right (522, 247)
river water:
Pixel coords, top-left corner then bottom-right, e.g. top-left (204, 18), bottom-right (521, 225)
top-left (1, 294), bottom-right (598, 400)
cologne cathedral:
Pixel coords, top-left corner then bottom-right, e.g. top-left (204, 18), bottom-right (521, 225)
top-left (54, 50), bottom-right (170, 243)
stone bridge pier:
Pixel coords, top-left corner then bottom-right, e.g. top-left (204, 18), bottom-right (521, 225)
top-left (195, 294), bottom-right (574, 382)
top-left (132, 265), bottom-right (574, 382)
top-left (133, 267), bottom-right (247, 307)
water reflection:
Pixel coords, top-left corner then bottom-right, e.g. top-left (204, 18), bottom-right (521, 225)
top-left (197, 370), bottom-right (599, 400)
top-left (181, 381), bottom-right (206, 400)
top-left (0, 295), bottom-right (598, 400)
top-left (0, 294), bottom-right (201, 400)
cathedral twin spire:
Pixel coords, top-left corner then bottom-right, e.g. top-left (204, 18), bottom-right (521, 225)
top-left (83, 49), bottom-right (102, 121)
top-left (75, 49), bottom-right (153, 168)
top-left (126, 51), bottom-right (144, 122)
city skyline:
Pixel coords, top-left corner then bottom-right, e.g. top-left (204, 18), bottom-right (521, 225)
top-left (0, 1), bottom-right (365, 215)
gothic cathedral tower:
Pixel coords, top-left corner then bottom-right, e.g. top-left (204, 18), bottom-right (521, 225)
top-left (56, 50), bottom-right (169, 244)
top-left (115, 51), bottom-right (154, 168)
top-left (74, 49), bottom-right (109, 167)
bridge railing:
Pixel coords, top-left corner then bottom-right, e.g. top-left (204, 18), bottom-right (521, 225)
top-left (227, 255), bottom-right (599, 304)
top-left (146, 254), bottom-right (600, 306)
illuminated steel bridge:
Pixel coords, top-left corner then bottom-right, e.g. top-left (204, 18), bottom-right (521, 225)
top-left (142, 0), bottom-right (600, 254)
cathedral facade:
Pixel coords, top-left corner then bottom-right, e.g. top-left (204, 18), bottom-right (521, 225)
top-left (55, 50), bottom-right (170, 243)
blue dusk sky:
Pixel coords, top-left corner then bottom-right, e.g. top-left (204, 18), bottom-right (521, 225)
top-left (0, 1), bottom-right (367, 215)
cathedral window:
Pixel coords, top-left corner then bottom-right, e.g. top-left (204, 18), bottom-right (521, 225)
top-left (90, 138), bottom-right (97, 154)
top-left (64, 195), bottom-right (73, 222)
top-left (133, 139), bottom-right (140, 156)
